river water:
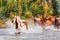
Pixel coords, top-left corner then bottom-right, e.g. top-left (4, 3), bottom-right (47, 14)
top-left (0, 20), bottom-right (60, 40)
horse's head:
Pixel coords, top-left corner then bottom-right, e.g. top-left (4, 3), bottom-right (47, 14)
top-left (12, 16), bottom-right (21, 23)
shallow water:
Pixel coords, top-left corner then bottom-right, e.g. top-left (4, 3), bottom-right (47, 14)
top-left (0, 20), bottom-right (60, 40)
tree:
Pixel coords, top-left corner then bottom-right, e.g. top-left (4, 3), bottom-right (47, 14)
top-left (51, 0), bottom-right (58, 16)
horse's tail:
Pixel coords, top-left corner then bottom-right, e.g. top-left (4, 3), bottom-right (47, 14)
top-left (23, 22), bottom-right (28, 30)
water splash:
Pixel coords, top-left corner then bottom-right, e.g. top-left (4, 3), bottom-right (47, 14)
top-left (5, 20), bottom-right (60, 34)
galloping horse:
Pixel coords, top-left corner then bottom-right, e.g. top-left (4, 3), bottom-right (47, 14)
top-left (33, 16), bottom-right (54, 27)
top-left (34, 17), bottom-right (41, 25)
top-left (33, 15), bottom-right (60, 29)
top-left (12, 16), bottom-right (28, 30)
top-left (55, 17), bottom-right (60, 28)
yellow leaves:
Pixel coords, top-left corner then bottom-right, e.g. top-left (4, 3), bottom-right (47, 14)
top-left (37, 0), bottom-right (41, 4)
top-left (32, 2), bottom-right (36, 8)
top-left (44, 13), bottom-right (48, 17)
top-left (43, 3), bottom-right (49, 17)
top-left (49, 9), bottom-right (54, 15)
top-left (0, 0), bottom-right (2, 2)
top-left (26, 0), bottom-right (30, 3)
top-left (18, 0), bottom-right (22, 4)
top-left (44, 3), bottom-right (49, 11)
top-left (25, 11), bottom-right (33, 18)
top-left (42, 0), bottom-right (53, 17)
top-left (9, 12), bottom-right (16, 19)
top-left (7, 0), bottom-right (10, 3)
top-left (44, 8), bottom-right (53, 17)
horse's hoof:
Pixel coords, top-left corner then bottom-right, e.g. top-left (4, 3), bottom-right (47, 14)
top-left (15, 32), bottom-right (21, 34)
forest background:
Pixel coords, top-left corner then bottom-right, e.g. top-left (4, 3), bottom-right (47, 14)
top-left (0, 0), bottom-right (60, 25)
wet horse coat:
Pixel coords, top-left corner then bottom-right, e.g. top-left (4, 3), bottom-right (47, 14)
top-left (12, 16), bottom-right (28, 30)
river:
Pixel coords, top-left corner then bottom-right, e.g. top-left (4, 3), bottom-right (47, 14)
top-left (0, 20), bottom-right (60, 40)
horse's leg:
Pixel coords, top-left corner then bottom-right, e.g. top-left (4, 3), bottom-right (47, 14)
top-left (24, 22), bottom-right (28, 30)
top-left (20, 23), bottom-right (22, 28)
top-left (15, 23), bottom-right (18, 29)
top-left (34, 18), bottom-right (37, 25)
top-left (34, 21), bottom-right (36, 25)
top-left (15, 23), bottom-right (21, 34)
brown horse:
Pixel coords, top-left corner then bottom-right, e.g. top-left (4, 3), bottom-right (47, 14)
top-left (33, 17), bottom-right (41, 25)
top-left (58, 17), bottom-right (60, 25)
top-left (33, 15), bottom-right (60, 29)
top-left (56, 17), bottom-right (60, 28)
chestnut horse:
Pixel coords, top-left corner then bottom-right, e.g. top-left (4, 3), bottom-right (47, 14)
top-left (33, 15), bottom-right (60, 29)
top-left (33, 16), bottom-right (54, 26)
top-left (34, 17), bottom-right (41, 25)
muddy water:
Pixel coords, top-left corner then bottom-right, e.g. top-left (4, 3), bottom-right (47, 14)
top-left (0, 20), bottom-right (60, 40)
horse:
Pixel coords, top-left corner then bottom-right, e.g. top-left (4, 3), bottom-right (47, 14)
top-left (33, 17), bottom-right (41, 25)
top-left (56, 17), bottom-right (60, 28)
top-left (33, 16), bottom-right (55, 26)
top-left (32, 15), bottom-right (60, 29)
top-left (33, 15), bottom-right (47, 25)
top-left (12, 16), bottom-right (28, 30)
top-left (58, 17), bottom-right (60, 25)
